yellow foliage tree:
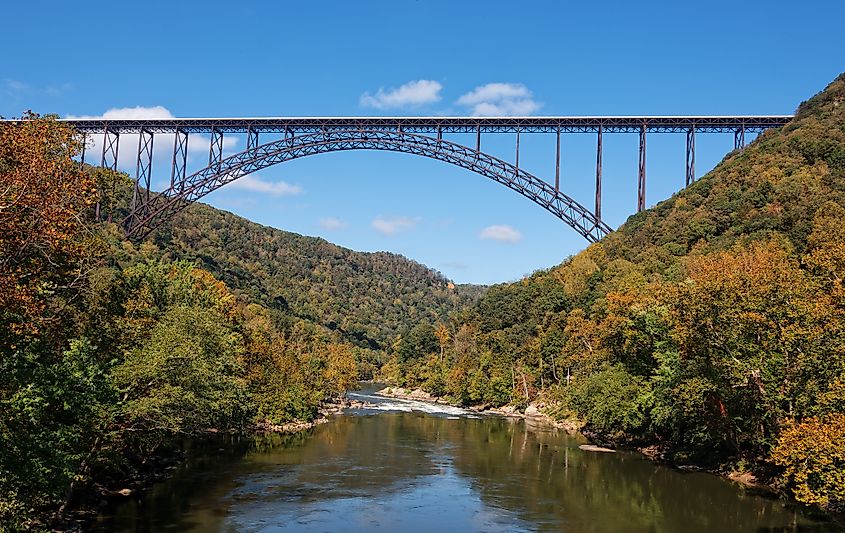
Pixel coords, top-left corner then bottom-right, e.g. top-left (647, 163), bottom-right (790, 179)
top-left (771, 414), bottom-right (845, 511)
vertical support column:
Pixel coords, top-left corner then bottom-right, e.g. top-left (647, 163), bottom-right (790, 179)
top-left (80, 132), bottom-right (87, 168)
top-left (100, 125), bottom-right (119, 171)
top-left (515, 128), bottom-right (521, 172)
top-left (555, 126), bottom-right (561, 192)
top-left (170, 128), bottom-right (188, 190)
top-left (100, 125), bottom-right (121, 215)
top-left (638, 124), bottom-right (646, 212)
top-left (595, 124), bottom-right (603, 220)
top-left (436, 124), bottom-right (442, 145)
top-left (209, 126), bottom-right (223, 169)
top-left (247, 126), bottom-right (259, 150)
top-left (685, 127), bottom-right (696, 187)
top-left (136, 128), bottom-right (154, 207)
top-left (734, 126), bottom-right (746, 150)
top-left (475, 124), bottom-right (481, 152)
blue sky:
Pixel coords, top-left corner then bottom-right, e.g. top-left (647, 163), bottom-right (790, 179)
top-left (2, 1), bottom-right (843, 284)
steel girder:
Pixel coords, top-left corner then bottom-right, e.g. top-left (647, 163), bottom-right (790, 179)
top-left (125, 130), bottom-right (613, 243)
top-left (49, 115), bottom-right (792, 135)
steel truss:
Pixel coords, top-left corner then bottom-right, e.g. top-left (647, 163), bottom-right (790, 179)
top-left (134, 128), bottom-right (154, 210)
top-left (171, 128), bottom-right (188, 189)
top-left (596, 125), bottom-right (603, 220)
top-left (9, 113), bottom-right (791, 242)
top-left (209, 127), bottom-right (224, 169)
top-left (125, 130), bottom-right (613, 243)
top-left (686, 128), bottom-right (696, 186)
top-left (734, 127), bottom-right (746, 150)
top-left (100, 126), bottom-right (119, 170)
top-left (638, 126), bottom-right (647, 212)
top-left (57, 115), bottom-right (792, 135)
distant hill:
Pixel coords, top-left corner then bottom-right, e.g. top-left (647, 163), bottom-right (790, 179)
top-left (145, 201), bottom-right (484, 349)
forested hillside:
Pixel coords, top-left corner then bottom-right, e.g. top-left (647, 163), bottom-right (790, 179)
top-left (0, 112), bottom-right (487, 529)
top-left (0, 117), bottom-right (363, 529)
top-left (390, 74), bottom-right (845, 512)
top-left (147, 203), bottom-right (483, 350)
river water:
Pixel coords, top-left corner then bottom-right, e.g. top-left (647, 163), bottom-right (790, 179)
top-left (93, 385), bottom-right (837, 532)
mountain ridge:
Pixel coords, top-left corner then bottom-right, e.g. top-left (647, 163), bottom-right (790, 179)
top-left (142, 200), bottom-right (485, 350)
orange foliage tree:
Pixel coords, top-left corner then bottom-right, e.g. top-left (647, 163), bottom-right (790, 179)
top-left (0, 113), bottom-right (94, 336)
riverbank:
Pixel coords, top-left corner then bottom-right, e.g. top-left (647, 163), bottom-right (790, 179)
top-left (62, 397), bottom-right (352, 531)
top-left (373, 387), bottom-right (793, 497)
top-left (251, 396), bottom-right (360, 434)
top-left (375, 386), bottom-right (583, 433)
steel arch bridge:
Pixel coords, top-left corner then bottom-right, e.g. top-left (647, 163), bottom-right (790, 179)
top-left (5, 114), bottom-right (792, 241)
top-left (124, 129), bottom-right (612, 241)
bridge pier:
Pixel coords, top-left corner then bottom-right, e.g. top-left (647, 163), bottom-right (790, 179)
top-left (555, 127), bottom-right (560, 192)
top-left (596, 125), bottom-right (603, 220)
top-left (136, 128), bottom-right (154, 209)
top-left (80, 132), bottom-right (87, 168)
top-left (101, 126), bottom-right (120, 217)
top-left (686, 127), bottom-right (696, 186)
top-left (515, 128), bottom-right (520, 171)
top-left (100, 126), bottom-right (119, 171)
top-left (638, 125), bottom-right (646, 212)
top-left (734, 126), bottom-right (746, 150)
top-left (247, 126), bottom-right (259, 150)
top-left (171, 128), bottom-right (188, 190)
top-left (475, 124), bottom-right (481, 152)
top-left (209, 127), bottom-right (224, 169)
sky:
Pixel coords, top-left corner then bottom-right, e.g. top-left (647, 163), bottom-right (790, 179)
top-left (1, 0), bottom-right (843, 285)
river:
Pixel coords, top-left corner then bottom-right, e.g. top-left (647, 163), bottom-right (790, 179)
top-left (93, 385), bottom-right (837, 532)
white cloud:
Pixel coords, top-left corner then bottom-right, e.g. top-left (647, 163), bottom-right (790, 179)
top-left (479, 224), bottom-right (523, 243)
top-left (319, 217), bottom-right (347, 231)
top-left (226, 175), bottom-right (303, 196)
top-left (360, 80), bottom-right (442, 109)
top-left (4, 79), bottom-right (73, 100)
top-left (456, 83), bottom-right (541, 116)
top-left (371, 216), bottom-right (419, 236)
top-left (67, 105), bottom-right (174, 120)
top-left (5, 79), bottom-right (28, 93)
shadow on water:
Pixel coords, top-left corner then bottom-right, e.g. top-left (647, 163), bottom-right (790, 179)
top-left (93, 403), bottom-right (842, 532)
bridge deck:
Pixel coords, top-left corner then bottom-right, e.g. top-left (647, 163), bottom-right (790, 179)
top-left (54, 115), bottom-right (793, 134)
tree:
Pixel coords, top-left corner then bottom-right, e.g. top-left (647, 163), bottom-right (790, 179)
top-left (0, 114), bottom-right (93, 337)
top-left (771, 415), bottom-right (845, 512)
top-left (434, 322), bottom-right (450, 362)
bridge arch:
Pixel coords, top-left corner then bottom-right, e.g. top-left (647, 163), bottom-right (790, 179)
top-left (125, 129), bottom-right (612, 241)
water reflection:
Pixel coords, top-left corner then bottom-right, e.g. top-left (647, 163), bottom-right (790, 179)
top-left (95, 401), bottom-right (838, 532)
